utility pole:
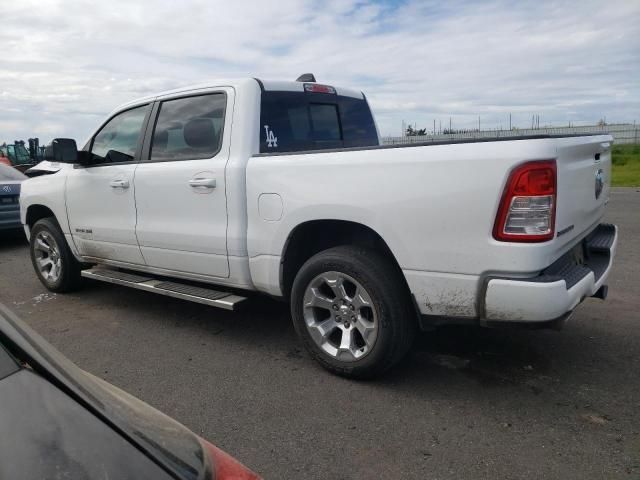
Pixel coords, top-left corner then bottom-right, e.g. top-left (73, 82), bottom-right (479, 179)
top-left (509, 113), bottom-right (512, 130)
top-left (478, 116), bottom-right (481, 131)
top-left (449, 117), bottom-right (452, 134)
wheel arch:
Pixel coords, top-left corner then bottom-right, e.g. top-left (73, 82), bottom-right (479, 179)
top-left (25, 204), bottom-right (58, 230)
top-left (280, 219), bottom-right (408, 299)
top-left (24, 205), bottom-right (78, 259)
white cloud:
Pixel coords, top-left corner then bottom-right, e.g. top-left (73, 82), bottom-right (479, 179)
top-left (0, 0), bottom-right (638, 142)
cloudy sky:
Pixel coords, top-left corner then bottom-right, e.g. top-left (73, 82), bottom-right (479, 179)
top-left (1, 0), bottom-right (638, 143)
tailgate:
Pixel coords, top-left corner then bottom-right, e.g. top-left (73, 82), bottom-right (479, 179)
top-left (554, 134), bottom-right (612, 248)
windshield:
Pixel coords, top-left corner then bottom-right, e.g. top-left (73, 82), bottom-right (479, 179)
top-left (0, 164), bottom-right (27, 181)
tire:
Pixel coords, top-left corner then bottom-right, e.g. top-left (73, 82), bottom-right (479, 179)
top-left (30, 217), bottom-right (83, 293)
top-left (290, 246), bottom-right (416, 379)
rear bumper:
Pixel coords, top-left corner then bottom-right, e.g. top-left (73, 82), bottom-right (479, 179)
top-left (483, 223), bottom-right (617, 323)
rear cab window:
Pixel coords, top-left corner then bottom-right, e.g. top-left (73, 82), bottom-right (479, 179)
top-left (259, 84), bottom-right (378, 154)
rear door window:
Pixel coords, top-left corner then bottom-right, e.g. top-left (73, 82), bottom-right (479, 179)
top-left (149, 93), bottom-right (226, 161)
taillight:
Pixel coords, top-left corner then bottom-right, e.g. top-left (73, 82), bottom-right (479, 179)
top-left (493, 160), bottom-right (557, 242)
top-left (201, 439), bottom-right (261, 480)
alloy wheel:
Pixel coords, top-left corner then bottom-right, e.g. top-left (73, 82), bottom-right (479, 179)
top-left (33, 231), bottom-right (63, 283)
top-left (302, 271), bottom-right (378, 361)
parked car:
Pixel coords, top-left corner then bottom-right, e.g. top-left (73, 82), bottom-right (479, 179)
top-left (0, 303), bottom-right (260, 480)
top-left (19, 75), bottom-right (618, 378)
top-left (0, 163), bottom-right (26, 233)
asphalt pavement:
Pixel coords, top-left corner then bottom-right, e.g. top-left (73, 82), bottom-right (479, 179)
top-left (0, 187), bottom-right (639, 479)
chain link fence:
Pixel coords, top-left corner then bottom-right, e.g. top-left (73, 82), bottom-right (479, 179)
top-left (382, 123), bottom-right (639, 145)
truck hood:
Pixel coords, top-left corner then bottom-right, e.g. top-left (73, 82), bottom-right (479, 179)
top-left (24, 160), bottom-right (71, 177)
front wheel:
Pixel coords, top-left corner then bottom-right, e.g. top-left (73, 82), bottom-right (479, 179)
top-left (290, 246), bottom-right (416, 379)
top-left (30, 217), bottom-right (83, 293)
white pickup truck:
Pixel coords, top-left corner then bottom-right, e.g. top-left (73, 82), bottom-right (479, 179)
top-left (20, 75), bottom-right (618, 378)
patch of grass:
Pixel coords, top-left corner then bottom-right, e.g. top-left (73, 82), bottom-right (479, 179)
top-left (611, 144), bottom-right (640, 187)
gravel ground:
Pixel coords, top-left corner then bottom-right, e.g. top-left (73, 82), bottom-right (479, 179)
top-left (0, 187), bottom-right (638, 479)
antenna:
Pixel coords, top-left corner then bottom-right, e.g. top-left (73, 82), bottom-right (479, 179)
top-left (296, 73), bottom-right (316, 82)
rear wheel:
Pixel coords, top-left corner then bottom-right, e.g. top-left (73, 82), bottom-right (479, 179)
top-left (291, 246), bottom-right (415, 379)
top-left (30, 217), bottom-right (83, 293)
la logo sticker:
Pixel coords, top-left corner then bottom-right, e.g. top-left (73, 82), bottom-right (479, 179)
top-left (264, 125), bottom-right (278, 148)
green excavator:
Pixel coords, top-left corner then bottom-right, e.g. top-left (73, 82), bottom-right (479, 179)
top-left (0, 139), bottom-right (45, 172)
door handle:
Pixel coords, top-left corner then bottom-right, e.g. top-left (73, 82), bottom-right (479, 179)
top-left (109, 179), bottom-right (130, 189)
top-left (189, 178), bottom-right (216, 189)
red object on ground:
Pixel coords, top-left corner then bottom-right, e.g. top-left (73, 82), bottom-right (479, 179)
top-left (201, 439), bottom-right (262, 480)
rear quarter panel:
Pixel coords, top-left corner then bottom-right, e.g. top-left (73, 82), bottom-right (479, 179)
top-left (246, 135), bottom-right (612, 307)
top-left (250, 139), bottom-right (576, 268)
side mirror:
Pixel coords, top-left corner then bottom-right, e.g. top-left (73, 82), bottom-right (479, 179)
top-left (44, 138), bottom-right (79, 163)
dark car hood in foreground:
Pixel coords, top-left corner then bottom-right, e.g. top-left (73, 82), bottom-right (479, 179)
top-left (0, 368), bottom-right (177, 479)
top-left (0, 304), bottom-right (211, 480)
